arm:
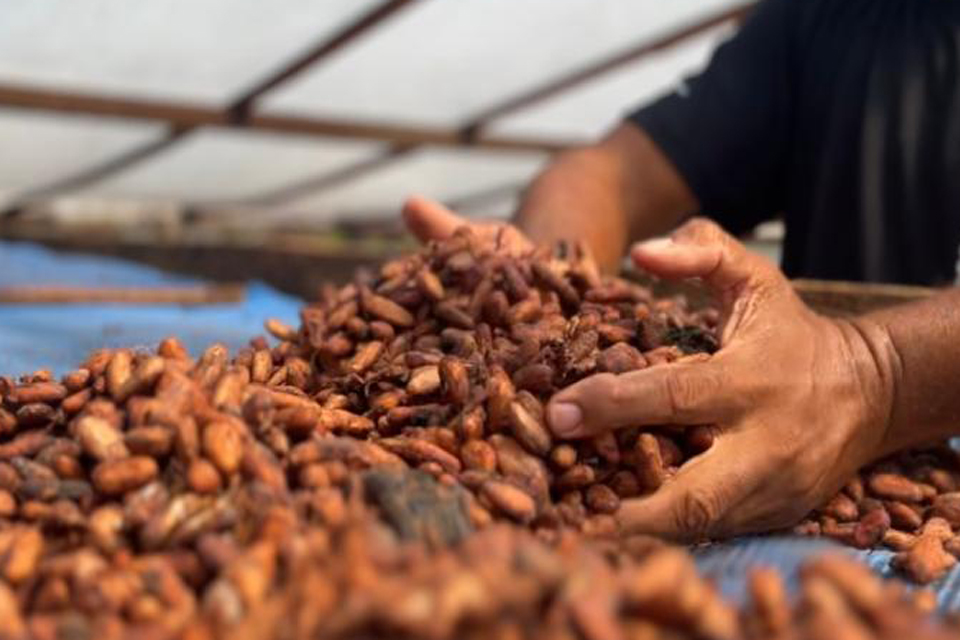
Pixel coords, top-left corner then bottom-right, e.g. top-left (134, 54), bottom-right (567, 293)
top-left (401, 122), bottom-right (696, 272)
top-left (545, 218), bottom-right (960, 540)
top-left (861, 288), bottom-right (960, 456)
top-left (513, 123), bottom-right (697, 273)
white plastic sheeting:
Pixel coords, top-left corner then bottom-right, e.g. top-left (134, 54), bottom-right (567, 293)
top-left (0, 110), bottom-right (163, 192)
top-left (282, 147), bottom-right (548, 221)
top-left (91, 130), bottom-right (385, 202)
top-left (263, 0), bottom-right (737, 127)
top-left (491, 25), bottom-right (734, 140)
top-left (0, 0), bottom-right (383, 104)
top-left (0, 0), bottom-right (743, 225)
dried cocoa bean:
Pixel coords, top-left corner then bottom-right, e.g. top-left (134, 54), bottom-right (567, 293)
top-left (407, 365), bottom-right (441, 396)
top-left (868, 473), bottom-right (923, 503)
top-left (7, 382), bottom-right (67, 405)
top-left (852, 506), bottom-right (890, 549)
top-left (485, 366), bottom-right (515, 432)
top-left (930, 492), bottom-right (960, 527)
top-left (585, 484), bottom-right (620, 514)
top-left (92, 457), bottom-right (159, 495)
top-left (597, 343), bottom-right (647, 374)
top-left (507, 399), bottom-right (552, 456)
top-left (883, 528), bottom-right (917, 551)
top-left (16, 402), bottom-right (56, 427)
top-left (348, 341), bottom-right (384, 375)
top-left (822, 493), bottom-right (859, 522)
top-left (480, 480), bottom-right (536, 523)
top-left (511, 363), bottom-right (554, 395)
top-left (886, 501), bottom-right (923, 531)
top-left (549, 444), bottom-right (577, 469)
top-left (460, 440), bottom-right (497, 472)
top-left (360, 289), bottom-right (414, 328)
top-left (74, 415), bottom-right (129, 461)
top-left (158, 337), bottom-right (192, 361)
top-left (635, 433), bottom-right (665, 492)
top-left (894, 528), bottom-right (957, 584)
top-left (438, 357), bottom-right (469, 405)
top-left (188, 458), bottom-right (223, 494)
top-left (378, 437), bottom-right (461, 474)
top-left (434, 301), bottom-right (475, 330)
top-left (203, 421), bottom-right (246, 476)
top-left (1, 526), bottom-right (43, 584)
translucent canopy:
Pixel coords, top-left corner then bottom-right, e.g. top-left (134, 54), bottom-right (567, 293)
top-left (0, 0), bottom-right (745, 227)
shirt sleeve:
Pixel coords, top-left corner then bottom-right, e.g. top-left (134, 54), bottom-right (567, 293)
top-left (628, 0), bottom-right (794, 235)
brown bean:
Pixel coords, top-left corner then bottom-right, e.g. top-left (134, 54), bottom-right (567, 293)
top-left (202, 422), bottom-right (245, 476)
top-left (480, 480), bottom-right (536, 523)
top-left (460, 440), bottom-right (497, 472)
top-left (7, 382), bottom-right (68, 405)
top-left (92, 457), bottom-right (159, 495)
top-left (74, 415), bottom-right (129, 461)
top-left (868, 473), bottom-right (923, 503)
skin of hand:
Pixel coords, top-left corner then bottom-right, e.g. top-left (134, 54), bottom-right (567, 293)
top-left (545, 218), bottom-right (900, 542)
top-left (402, 195), bottom-right (532, 255)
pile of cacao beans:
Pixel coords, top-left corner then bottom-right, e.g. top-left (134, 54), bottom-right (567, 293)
top-left (210, 522), bottom-right (960, 640)
top-left (0, 227), bottom-right (957, 638)
top-left (798, 444), bottom-right (960, 584)
top-left (290, 229), bottom-right (721, 534)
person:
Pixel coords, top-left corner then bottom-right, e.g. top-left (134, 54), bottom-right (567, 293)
top-left (400, 0), bottom-right (960, 541)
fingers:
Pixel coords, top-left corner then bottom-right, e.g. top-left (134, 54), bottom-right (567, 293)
top-left (402, 195), bottom-right (465, 242)
top-left (630, 217), bottom-right (784, 295)
top-left (616, 432), bottom-right (768, 542)
top-left (547, 360), bottom-right (735, 438)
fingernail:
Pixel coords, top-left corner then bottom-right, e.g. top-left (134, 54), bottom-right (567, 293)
top-left (548, 402), bottom-right (583, 436)
top-left (633, 237), bottom-right (676, 255)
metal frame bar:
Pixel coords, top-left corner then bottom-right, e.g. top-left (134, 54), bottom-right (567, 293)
top-left (0, 83), bottom-right (571, 152)
top-left (5, 0), bottom-right (420, 204)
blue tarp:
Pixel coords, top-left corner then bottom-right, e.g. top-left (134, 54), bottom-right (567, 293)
top-left (0, 240), bottom-right (301, 374)
top-left (697, 536), bottom-right (960, 611)
top-left (1, 239), bottom-right (959, 609)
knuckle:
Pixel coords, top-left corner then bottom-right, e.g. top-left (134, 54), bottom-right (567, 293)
top-left (594, 373), bottom-right (624, 404)
top-left (662, 372), bottom-right (699, 420)
top-left (673, 488), bottom-right (722, 540)
top-left (675, 217), bottom-right (719, 242)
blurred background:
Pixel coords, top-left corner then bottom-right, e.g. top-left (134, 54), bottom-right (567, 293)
top-left (0, 0), bottom-right (779, 300)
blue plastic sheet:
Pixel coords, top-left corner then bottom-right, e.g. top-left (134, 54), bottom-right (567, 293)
top-left (0, 240), bottom-right (301, 374)
top-left (696, 536), bottom-right (960, 612)
top-left (2, 239), bottom-right (959, 609)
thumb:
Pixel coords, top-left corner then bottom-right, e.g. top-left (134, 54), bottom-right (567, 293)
top-left (616, 434), bottom-right (764, 542)
top-left (631, 217), bottom-right (785, 299)
top-left (402, 195), bottom-right (466, 243)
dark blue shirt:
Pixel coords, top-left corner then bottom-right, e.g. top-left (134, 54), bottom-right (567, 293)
top-left (630, 0), bottom-right (960, 285)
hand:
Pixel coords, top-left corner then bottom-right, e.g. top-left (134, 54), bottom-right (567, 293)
top-left (545, 218), bottom-right (896, 541)
top-left (402, 195), bottom-right (532, 255)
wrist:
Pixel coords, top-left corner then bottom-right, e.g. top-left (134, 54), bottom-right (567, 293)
top-left (839, 316), bottom-right (904, 458)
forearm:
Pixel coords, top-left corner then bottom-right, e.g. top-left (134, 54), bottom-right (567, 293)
top-left (513, 123), bottom-right (697, 273)
top-left (854, 287), bottom-right (960, 455)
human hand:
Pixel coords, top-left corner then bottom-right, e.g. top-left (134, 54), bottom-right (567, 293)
top-left (545, 218), bottom-right (896, 541)
top-left (402, 195), bottom-right (533, 255)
